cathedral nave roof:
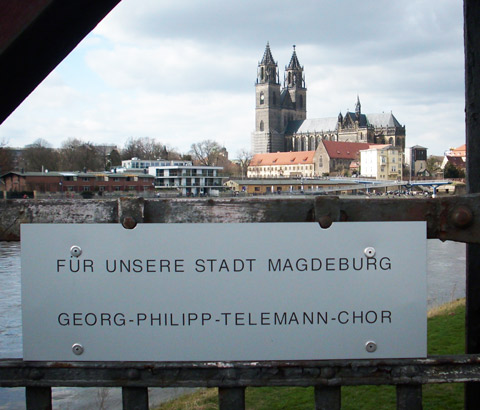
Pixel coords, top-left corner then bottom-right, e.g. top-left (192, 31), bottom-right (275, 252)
top-left (285, 117), bottom-right (338, 135)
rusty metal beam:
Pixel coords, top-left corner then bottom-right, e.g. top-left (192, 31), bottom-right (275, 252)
top-left (2, 356), bottom-right (480, 388)
top-left (0, 0), bottom-right (121, 124)
top-left (2, 195), bottom-right (480, 243)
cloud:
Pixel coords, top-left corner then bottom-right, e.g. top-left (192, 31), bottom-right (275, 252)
top-left (0, 0), bottom-right (466, 157)
top-left (85, 39), bottom-right (255, 93)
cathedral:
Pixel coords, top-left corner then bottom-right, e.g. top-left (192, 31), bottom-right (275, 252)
top-left (251, 43), bottom-right (406, 154)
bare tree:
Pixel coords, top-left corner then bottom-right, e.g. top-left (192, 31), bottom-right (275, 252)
top-left (23, 139), bottom-right (60, 172)
top-left (236, 148), bottom-right (252, 178)
top-left (190, 140), bottom-right (224, 166)
top-left (0, 138), bottom-right (13, 174)
top-left (59, 138), bottom-right (103, 171)
top-left (121, 137), bottom-right (173, 160)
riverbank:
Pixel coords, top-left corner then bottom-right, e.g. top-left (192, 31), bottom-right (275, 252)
top-left (155, 298), bottom-right (466, 410)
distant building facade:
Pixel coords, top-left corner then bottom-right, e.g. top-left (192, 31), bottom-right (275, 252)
top-left (121, 158), bottom-right (190, 171)
top-left (248, 151), bottom-right (315, 178)
top-left (1, 171), bottom-right (155, 194)
top-left (225, 178), bottom-right (354, 195)
top-left (405, 145), bottom-right (428, 178)
top-left (442, 144), bottom-right (466, 171)
top-left (251, 43), bottom-right (406, 154)
top-left (148, 162), bottom-right (224, 196)
top-left (314, 140), bottom-right (375, 176)
top-left (360, 145), bottom-right (403, 180)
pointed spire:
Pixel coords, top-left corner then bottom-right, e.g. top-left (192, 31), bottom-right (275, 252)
top-left (287, 44), bottom-right (302, 70)
top-left (260, 42), bottom-right (276, 65)
top-left (258, 42), bottom-right (278, 84)
top-left (355, 95), bottom-right (361, 116)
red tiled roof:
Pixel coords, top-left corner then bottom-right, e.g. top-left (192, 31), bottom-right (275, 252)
top-left (250, 151), bottom-right (315, 166)
top-left (450, 144), bottom-right (466, 156)
top-left (446, 155), bottom-right (466, 169)
top-left (322, 141), bottom-right (379, 159)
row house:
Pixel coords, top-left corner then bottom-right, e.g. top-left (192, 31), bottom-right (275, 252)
top-left (1, 171), bottom-right (155, 194)
top-left (248, 151), bottom-right (316, 178)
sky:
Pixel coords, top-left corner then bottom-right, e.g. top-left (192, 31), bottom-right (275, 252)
top-left (0, 0), bottom-right (466, 157)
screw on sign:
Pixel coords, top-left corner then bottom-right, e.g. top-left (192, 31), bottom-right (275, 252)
top-left (72, 343), bottom-right (84, 355)
top-left (365, 341), bottom-right (377, 353)
top-left (70, 245), bottom-right (82, 257)
top-left (363, 247), bottom-right (376, 258)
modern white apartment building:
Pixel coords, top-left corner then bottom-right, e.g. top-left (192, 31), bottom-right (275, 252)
top-left (121, 158), bottom-right (190, 170)
top-left (148, 162), bottom-right (224, 196)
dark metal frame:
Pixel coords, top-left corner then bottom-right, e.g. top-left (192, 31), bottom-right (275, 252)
top-left (2, 356), bottom-right (480, 409)
top-left (1, 1), bottom-right (479, 409)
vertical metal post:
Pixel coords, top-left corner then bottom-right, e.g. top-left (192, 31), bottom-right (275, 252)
top-left (314, 385), bottom-right (341, 410)
top-left (26, 386), bottom-right (52, 410)
top-left (218, 387), bottom-right (245, 410)
top-left (464, 1), bottom-right (480, 408)
top-left (396, 385), bottom-right (422, 410)
top-left (122, 387), bottom-right (149, 410)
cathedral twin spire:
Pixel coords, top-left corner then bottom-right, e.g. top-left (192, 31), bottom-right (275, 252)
top-left (257, 42), bottom-right (305, 88)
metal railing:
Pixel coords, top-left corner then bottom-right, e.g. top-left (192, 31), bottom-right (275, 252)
top-left (2, 356), bottom-right (480, 409)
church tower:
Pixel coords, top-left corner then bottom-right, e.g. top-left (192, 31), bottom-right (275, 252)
top-left (252, 42), bottom-right (283, 154)
top-left (284, 45), bottom-right (306, 121)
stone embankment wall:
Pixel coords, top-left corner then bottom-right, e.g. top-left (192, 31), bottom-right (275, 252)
top-left (0, 197), bottom-right (316, 241)
top-left (0, 199), bottom-right (119, 240)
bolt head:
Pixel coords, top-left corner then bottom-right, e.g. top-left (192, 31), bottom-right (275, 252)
top-left (365, 341), bottom-right (377, 353)
top-left (122, 216), bottom-right (137, 229)
top-left (451, 206), bottom-right (473, 228)
top-left (72, 343), bottom-right (84, 355)
top-left (70, 245), bottom-right (82, 257)
top-left (318, 215), bottom-right (333, 229)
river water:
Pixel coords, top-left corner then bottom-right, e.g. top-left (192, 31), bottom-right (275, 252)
top-left (0, 239), bottom-right (466, 409)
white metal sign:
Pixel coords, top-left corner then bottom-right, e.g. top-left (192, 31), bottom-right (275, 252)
top-left (21, 222), bottom-right (427, 361)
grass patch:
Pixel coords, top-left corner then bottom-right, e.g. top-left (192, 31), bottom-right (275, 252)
top-left (155, 299), bottom-right (465, 410)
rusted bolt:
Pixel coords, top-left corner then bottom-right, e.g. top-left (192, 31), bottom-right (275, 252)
top-left (29, 369), bottom-right (43, 380)
top-left (318, 215), bottom-right (333, 229)
top-left (122, 216), bottom-right (137, 230)
top-left (127, 369), bottom-right (140, 380)
top-left (321, 367), bottom-right (335, 379)
top-left (451, 205), bottom-right (473, 228)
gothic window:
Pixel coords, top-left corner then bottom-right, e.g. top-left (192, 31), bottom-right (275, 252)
top-left (299, 95), bottom-right (303, 108)
top-left (389, 137), bottom-right (394, 145)
top-left (260, 120), bottom-right (264, 131)
top-left (261, 67), bottom-right (264, 81)
top-left (273, 92), bottom-right (276, 105)
top-left (260, 92), bottom-right (265, 105)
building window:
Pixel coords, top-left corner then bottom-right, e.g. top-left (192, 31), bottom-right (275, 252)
top-left (260, 120), bottom-right (264, 131)
top-left (260, 92), bottom-right (265, 105)
top-left (83, 186), bottom-right (90, 191)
